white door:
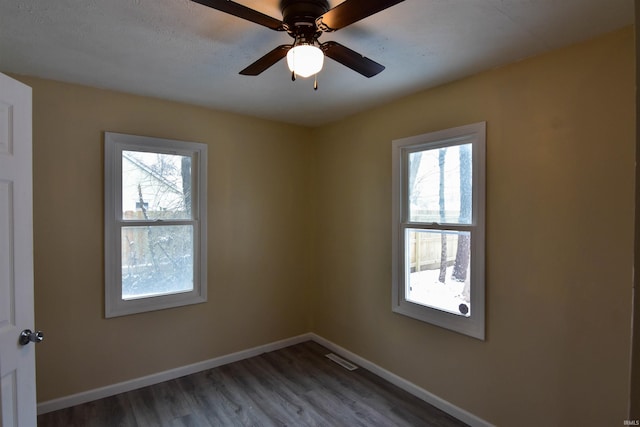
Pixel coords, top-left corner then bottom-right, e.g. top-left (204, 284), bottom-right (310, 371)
top-left (0, 73), bottom-right (37, 425)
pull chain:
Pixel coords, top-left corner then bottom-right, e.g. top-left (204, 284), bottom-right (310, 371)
top-left (314, 74), bottom-right (318, 90)
top-left (291, 70), bottom-right (296, 81)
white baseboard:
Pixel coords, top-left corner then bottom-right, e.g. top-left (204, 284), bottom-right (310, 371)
top-left (309, 333), bottom-right (493, 427)
top-left (37, 333), bottom-right (313, 415)
top-left (38, 332), bottom-right (492, 426)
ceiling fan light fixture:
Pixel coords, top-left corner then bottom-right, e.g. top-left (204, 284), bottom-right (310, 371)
top-left (286, 44), bottom-right (324, 78)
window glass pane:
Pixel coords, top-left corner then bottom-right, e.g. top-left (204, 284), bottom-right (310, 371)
top-left (408, 143), bottom-right (472, 224)
top-left (122, 225), bottom-right (194, 300)
top-left (405, 228), bottom-right (471, 317)
top-left (122, 151), bottom-right (192, 220)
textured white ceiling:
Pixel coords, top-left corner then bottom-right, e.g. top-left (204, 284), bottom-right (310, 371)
top-left (0, 0), bottom-right (633, 126)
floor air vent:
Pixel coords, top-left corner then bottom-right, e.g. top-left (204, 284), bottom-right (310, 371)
top-left (325, 353), bottom-right (358, 371)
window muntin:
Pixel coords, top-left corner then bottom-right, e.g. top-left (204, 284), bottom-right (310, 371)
top-left (105, 132), bottom-right (207, 317)
top-left (392, 122), bottom-right (485, 339)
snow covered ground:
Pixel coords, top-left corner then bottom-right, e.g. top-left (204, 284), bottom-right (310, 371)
top-left (407, 266), bottom-right (470, 317)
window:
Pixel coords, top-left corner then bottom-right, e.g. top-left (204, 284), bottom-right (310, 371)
top-left (104, 132), bottom-right (207, 317)
top-left (392, 122), bottom-right (486, 339)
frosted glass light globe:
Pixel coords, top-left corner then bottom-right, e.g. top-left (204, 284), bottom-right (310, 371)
top-left (286, 45), bottom-right (324, 78)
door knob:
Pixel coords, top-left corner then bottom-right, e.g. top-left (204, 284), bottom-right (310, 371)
top-left (19, 329), bottom-right (44, 345)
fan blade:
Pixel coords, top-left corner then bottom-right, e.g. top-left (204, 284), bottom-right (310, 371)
top-left (320, 41), bottom-right (385, 77)
top-left (317, 0), bottom-right (405, 32)
top-left (190, 0), bottom-right (284, 31)
top-left (239, 45), bottom-right (292, 75)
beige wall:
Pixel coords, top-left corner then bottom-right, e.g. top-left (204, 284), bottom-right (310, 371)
top-left (632, 4), bottom-right (640, 419)
top-left (15, 75), bottom-right (314, 402)
top-left (13, 24), bottom-right (635, 426)
top-left (310, 27), bottom-right (635, 426)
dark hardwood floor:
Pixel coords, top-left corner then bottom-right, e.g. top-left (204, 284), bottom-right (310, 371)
top-left (38, 341), bottom-right (468, 427)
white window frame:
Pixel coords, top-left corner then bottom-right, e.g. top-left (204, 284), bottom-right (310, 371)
top-left (392, 122), bottom-right (486, 340)
top-left (104, 132), bottom-right (207, 318)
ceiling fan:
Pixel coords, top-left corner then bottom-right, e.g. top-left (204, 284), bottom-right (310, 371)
top-left (190, 0), bottom-right (405, 87)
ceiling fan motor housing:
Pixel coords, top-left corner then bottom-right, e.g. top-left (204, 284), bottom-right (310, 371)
top-left (280, 0), bottom-right (329, 39)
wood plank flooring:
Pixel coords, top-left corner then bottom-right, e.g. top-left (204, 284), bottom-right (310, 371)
top-left (38, 341), bottom-right (468, 427)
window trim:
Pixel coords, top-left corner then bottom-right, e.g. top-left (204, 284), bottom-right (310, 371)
top-left (392, 122), bottom-right (486, 340)
top-left (104, 132), bottom-right (207, 318)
